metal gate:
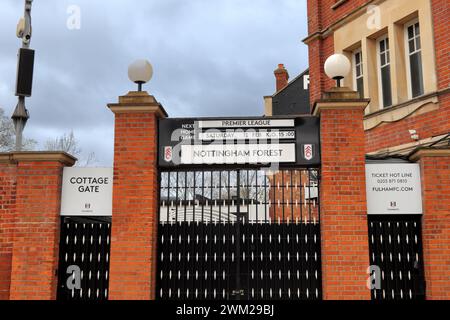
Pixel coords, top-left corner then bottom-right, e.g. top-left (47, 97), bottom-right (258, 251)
top-left (156, 168), bottom-right (322, 300)
top-left (368, 215), bottom-right (425, 300)
top-left (57, 216), bottom-right (111, 301)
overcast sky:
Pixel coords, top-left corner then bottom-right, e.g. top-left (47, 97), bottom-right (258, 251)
top-left (0, 0), bottom-right (309, 166)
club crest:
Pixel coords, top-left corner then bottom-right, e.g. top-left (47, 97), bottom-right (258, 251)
top-left (303, 144), bottom-right (314, 161)
top-left (164, 146), bottom-right (173, 162)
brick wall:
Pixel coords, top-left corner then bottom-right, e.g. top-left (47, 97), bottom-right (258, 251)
top-left (0, 161), bottom-right (17, 300)
top-left (417, 153), bottom-right (450, 299)
top-left (308, 0), bottom-right (372, 34)
top-left (0, 153), bottom-right (75, 300)
top-left (315, 94), bottom-right (371, 300)
top-left (9, 160), bottom-right (66, 300)
top-left (108, 92), bottom-right (164, 300)
top-left (365, 92), bottom-right (450, 152)
top-left (432, 0), bottom-right (450, 90)
top-left (307, 0), bottom-right (371, 105)
top-left (308, 36), bottom-right (335, 108)
top-left (0, 153), bottom-right (77, 300)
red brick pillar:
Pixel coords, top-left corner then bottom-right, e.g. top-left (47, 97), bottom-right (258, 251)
top-left (313, 87), bottom-right (371, 300)
top-left (0, 155), bottom-right (17, 300)
top-left (108, 91), bottom-right (167, 300)
top-left (7, 152), bottom-right (76, 300)
top-left (410, 148), bottom-right (450, 300)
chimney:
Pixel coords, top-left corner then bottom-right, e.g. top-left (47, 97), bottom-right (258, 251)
top-left (274, 64), bottom-right (289, 92)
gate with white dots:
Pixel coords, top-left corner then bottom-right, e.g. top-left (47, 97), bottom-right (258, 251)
top-left (56, 216), bottom-right (111, 301)
top-left (156, 167), bottom-right (322, 300)
top-left (368, 215), bottom-right (425, 300)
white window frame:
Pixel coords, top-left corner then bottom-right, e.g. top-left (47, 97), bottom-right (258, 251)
top-left (377, 35), bottom-right (392, 109)
top-left (353, 48), bottom-right (364, 97)
top-left (404, 18), bottom-right (423, 99)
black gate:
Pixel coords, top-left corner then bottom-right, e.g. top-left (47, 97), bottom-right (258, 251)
top-left (156, 168), bottom-right (322, 300)
top-left (57, 216), bottom-right (111, 301)
top-left (368, 215), bottom-right (425, 300)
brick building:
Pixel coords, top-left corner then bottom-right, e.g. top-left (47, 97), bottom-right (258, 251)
top-left (303, 0), bottom-right (449, 155)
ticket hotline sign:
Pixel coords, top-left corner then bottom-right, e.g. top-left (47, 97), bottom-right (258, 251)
top-left (158, 116), bottom-right (320, 167)
top-left (365, 163), bottom-right (423, 215)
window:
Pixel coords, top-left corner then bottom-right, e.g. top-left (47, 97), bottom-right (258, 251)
top-left (405, 20), bottom-right (424, 98)
top-left (353, 49), bottom-right (364, 98)
top-left (377, 36), bottom-right (392, 108)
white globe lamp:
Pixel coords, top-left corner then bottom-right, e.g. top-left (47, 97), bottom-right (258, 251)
top-left (324, 53), bottom-right (351, 87)
top-left (128, 59), bottom-right (153, 91)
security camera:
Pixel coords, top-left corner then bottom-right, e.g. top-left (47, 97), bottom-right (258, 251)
top-left (409, 130), bottom-right (419, 141)
top-left (17, 0), bottom-right (33, 44)
top-left (16, 18), bottom-right (25, 38)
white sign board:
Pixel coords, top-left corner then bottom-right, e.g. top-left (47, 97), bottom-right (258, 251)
top-left (181, 144), bottom-right (296, 165)
top-left (198, 119), bottom-right (295, 129)
top-left (198, 130), bottom-right (296, 141)
top-left (60, 167), bottom-right (113, 216)
top-left (365, 163), bottom-right (422, 215)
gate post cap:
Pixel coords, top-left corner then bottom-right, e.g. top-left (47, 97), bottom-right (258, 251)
top-left (312, 87), bottom-right (370, 116)
top-left (108, 91), bottom-right (168, 118)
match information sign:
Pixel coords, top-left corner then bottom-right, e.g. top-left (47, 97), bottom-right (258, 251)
top-left (158, 117), bottom-right (320, 167)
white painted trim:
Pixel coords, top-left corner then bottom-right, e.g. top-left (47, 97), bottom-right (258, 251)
top-left (376, 34), bottom-right (392, 109)
top-left (352, 48), bottom-right (363, 95)
top-left (404, 18), bottom-right (422, 100)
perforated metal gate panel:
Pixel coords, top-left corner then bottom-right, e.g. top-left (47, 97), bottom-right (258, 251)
top-left (157, 168), bottom-right (322, 300)
top-left (368, 215), bottom-right (425, 300)
top-left (57, 217), bottom-right (111, 301)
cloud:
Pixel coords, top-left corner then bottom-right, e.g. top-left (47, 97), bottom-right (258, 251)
top-left (0, 0), bottom-right (309, 165)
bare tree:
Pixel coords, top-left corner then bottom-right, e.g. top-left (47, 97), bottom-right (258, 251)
top-left (45, 130), bottom-right (97, 166)
top-left (0, 108), bottom-right (14, 151)
top-left (0, 106), bottom-right (37, 151)
top-left (45, 130), bottom-right (81, 156)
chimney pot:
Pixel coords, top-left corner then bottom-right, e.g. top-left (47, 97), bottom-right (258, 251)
top-left (274, 64), bottom-right (289, 92)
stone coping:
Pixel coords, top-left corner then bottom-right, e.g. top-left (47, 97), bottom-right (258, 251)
top-left (0, 151), bottom-right (77, 166)
top-left (409, 147), bottom-right (450, 162)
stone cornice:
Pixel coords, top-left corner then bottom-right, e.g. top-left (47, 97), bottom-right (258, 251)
top-left (409, 148), bottom-right (450, 162)
top-left (0, 151), bottom-right (77, 166)
top-left (364, 92), bottom-right (440, 131)
top-left (313, 101), bottom-right (370, 116)
top-left (108, 104), bottom-right (168, 118)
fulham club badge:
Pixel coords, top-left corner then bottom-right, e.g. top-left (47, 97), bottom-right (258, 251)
top-left (302, 144), bottom-right (314, 161)
top-left (164, 146), bottom-right (173, 162)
